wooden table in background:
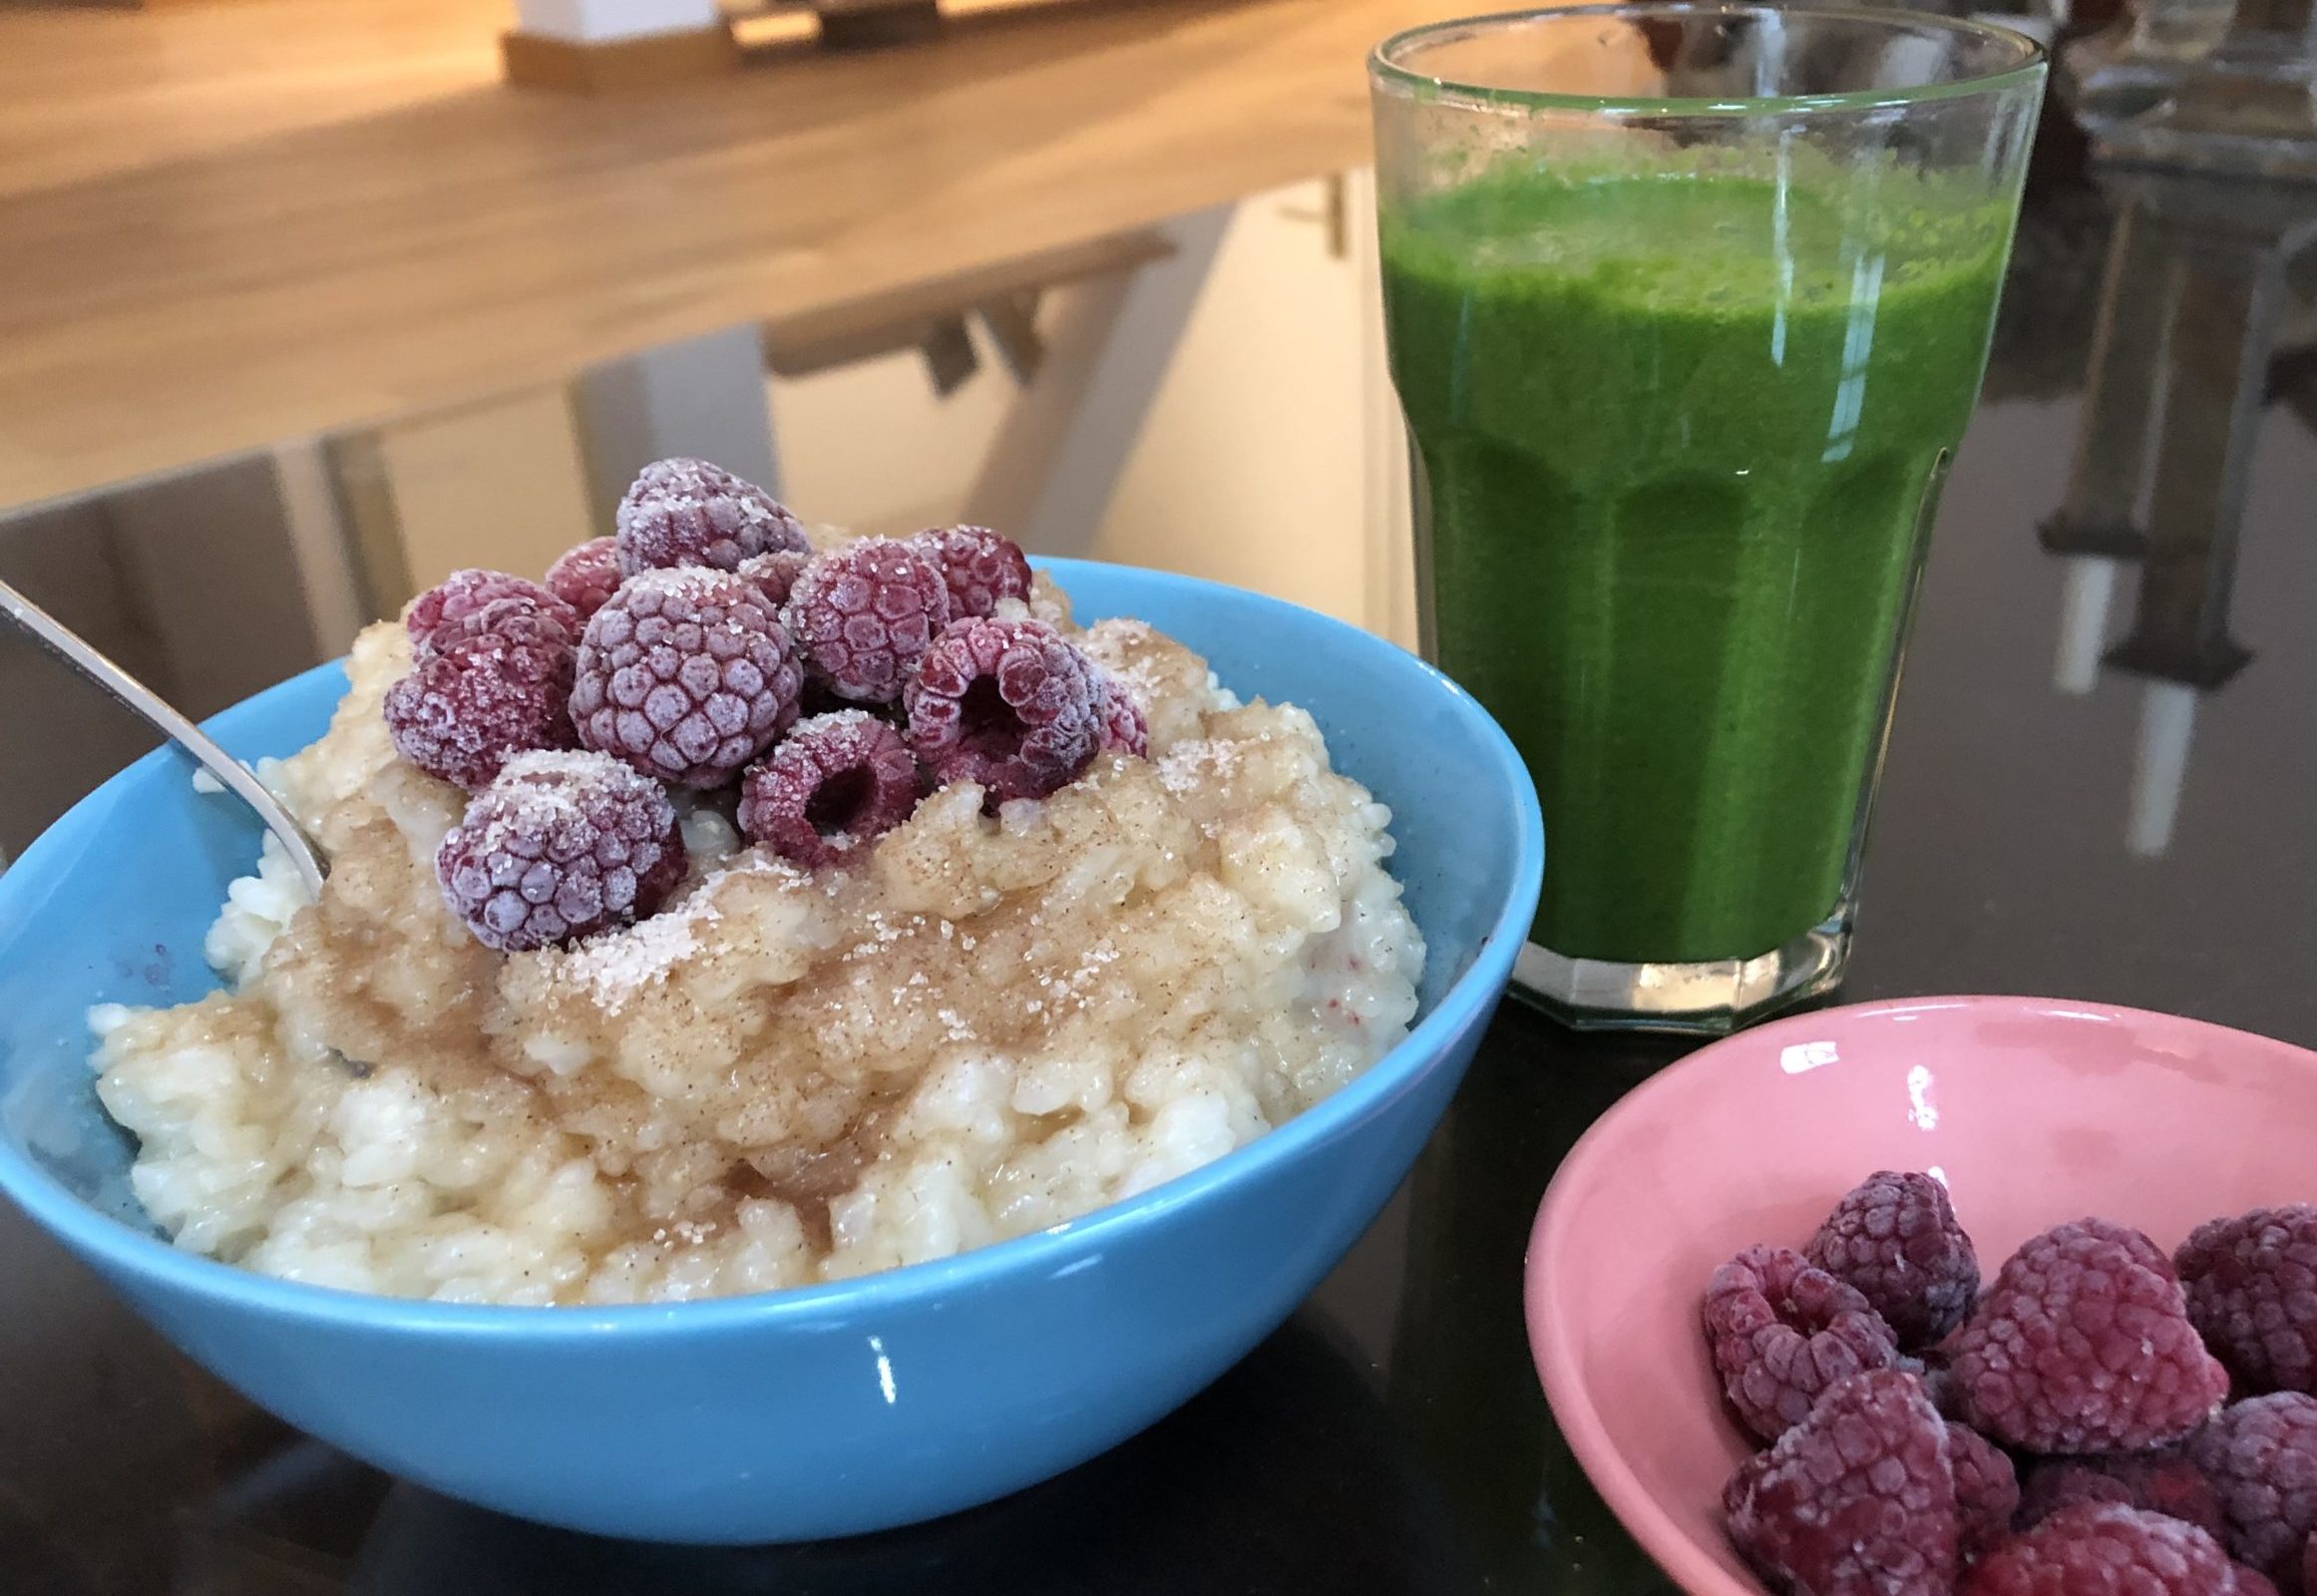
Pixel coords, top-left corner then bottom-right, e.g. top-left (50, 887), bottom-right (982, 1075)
top-left (0, 0), bottom-right (1443, 512)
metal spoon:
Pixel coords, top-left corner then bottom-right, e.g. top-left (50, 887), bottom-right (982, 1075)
top-left (0, 576), bottom-right (330, 898)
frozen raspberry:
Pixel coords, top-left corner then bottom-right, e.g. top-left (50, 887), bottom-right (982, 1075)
top-left (545, 538), bottom-right (624, 619)
top-left (420, 593), bottom-right (578, 660)
top-left (384, 630), bottom-right (577, 792)
top-left (1726, 1370), bottom-right (1957, 1595)
top-left (1965, 1502), bottom-right (2273, 1595)
top-left (405, 571), bottom-right (576, 649)
top-left (1948, 1421), bottom-right (2021, 1556)
top-left (910, 526), bottom-right (1032, 619)
top-left (571, 569), bottom-right (802, 788)
top-left (615, 458), bottom-right (808, 577)
top-left (2018, 1451), bottom-right (2227, 1539)
top-left (735, 548), bottom-right (811, 611)
top-left (1096, 672), bottom-right (1148, 757)
top-left (1806, 1171), bottom-right (1981, 1351)
top-left (904, 617), bottom-right (1104, 806)
top-left (736, 711), bottom-right (919, 869)
top-left (435, 751), bottom-right (681, 952)
top-left (2191, 1394), bottom-right (2317, 1589)
top-left (1949, 1218), bottom-right (2227, 1453)
top-left (1704, 1244), bottom-right (1899, 1442)
top-left (2178, 1206), bottom-right (2317, 1398)
top-left (784, 540), bottom-right (952, 704)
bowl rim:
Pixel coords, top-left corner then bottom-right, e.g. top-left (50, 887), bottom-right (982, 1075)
top-left (0, 558), bottom-right (1544, 1337)
top-left (1522, 993), bottom-right (2317, 1596)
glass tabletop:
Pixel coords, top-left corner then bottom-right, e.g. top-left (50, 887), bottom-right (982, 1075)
top-left (5, 82), bottom-right (2317, 1596)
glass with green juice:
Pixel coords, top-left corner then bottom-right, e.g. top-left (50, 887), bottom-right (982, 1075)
top-left (1370, 5), bottom-right (2045, 1032)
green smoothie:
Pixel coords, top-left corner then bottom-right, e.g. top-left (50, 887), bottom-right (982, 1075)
top-left (1382, 168), bottom-right (2011, 966)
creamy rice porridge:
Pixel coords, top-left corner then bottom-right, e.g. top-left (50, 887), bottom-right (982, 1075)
top-left (90, 507), bottom-right (1423, 1306)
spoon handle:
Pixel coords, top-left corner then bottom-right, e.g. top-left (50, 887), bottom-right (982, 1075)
top-left (0, 577), bottom-right (330, 900)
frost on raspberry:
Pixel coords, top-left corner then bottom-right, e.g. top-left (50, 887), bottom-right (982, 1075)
top-left (1962, 1503), bottom-right (2275, 1596)
top-left (405, 570), bottom-right (577, 649)
top-left (571, 569), bottom-right (803, 788)
top-left (383, 630), bottom-right (578, 792)
top-left (1806, 1170), bottom-right (1980, 1351)
top-left (420, 593), bottom-right (578, 659)
top-left (903, 617), bottom-right (1104, 806)
top-left (910, 526), bottom-right (1032, 619)
top-left (1096, 670), bottom-right (1149, 758)
top-left (615, 458), bottom-right (809, 576)
top-left (2178, 1205), bottom-right (2317, 1398)
top-left (783, 539), bottom-right (953, 704)
top-left (1949, 1217), bottom-right (2227, 1454)
top-left (2190, 1394), bottom-right (2317, 1591)
top-left (435, 751), bottom-right (682, 952)
top-left (546, 538), bottom-right (624, 619)
top-left (1703, 1243), bottom-right (1899, 1442)
top-left (737, 711), bottom-right (919, 869)
top-left (1725, 1370), bottom-right (1957, 1596)
top-left (1946, 1421), bottom-right (2020, 1558)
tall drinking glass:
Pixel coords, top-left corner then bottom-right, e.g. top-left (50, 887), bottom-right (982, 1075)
top-left (1371, 6), bottom-right (2045, 1032)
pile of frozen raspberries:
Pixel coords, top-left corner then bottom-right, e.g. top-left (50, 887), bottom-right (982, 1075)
top-left (380, 458), bottom-right (1147, 953)
top-left (1713, 1175), bottom-right (2317, 1595)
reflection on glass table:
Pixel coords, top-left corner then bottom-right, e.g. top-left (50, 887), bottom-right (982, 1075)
top-left (2041, 124), bottom-right (2317, 857)
top-left (2063, 0), bottom-right (2317, 173)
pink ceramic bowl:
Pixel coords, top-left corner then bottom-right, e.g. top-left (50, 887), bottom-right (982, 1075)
top-left (1524, 995), bottom-right (2317, 1596)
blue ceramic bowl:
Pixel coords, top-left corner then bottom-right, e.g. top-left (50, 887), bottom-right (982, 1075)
top-left (0, 559), bottom-right (1541, 1544)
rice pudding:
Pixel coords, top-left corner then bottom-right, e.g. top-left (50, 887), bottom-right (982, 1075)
top-left (90, 498), bottom-right (1423, 1306)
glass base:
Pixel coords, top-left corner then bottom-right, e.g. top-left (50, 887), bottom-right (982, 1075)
top-left (1510, 912), bottom-right (1851, 1035)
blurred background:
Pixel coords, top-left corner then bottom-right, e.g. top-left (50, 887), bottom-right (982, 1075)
top-left (3, 0), bottom-right (2314, 866)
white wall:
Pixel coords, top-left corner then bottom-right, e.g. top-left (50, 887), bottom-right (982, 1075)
top-left (515, 0), bottom-right (721, 43)
top-left (769, 339), bottom-right (1017, 541)
top-left (1093, 182), bottom-right (1375, 628)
